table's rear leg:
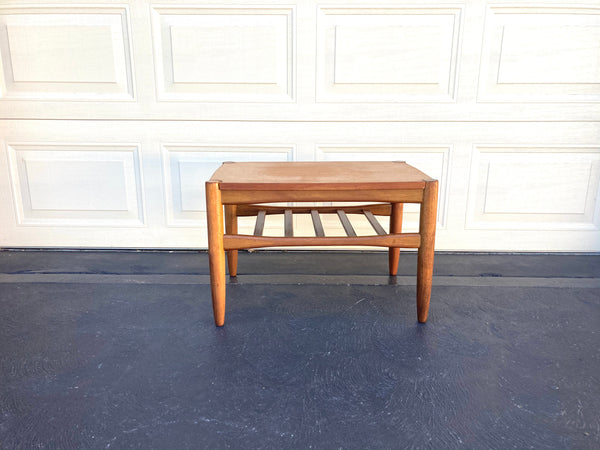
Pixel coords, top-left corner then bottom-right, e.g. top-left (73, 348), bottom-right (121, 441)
top-left (206, 181), bottom-right (226, 327)
top-left (225, 205), bottom-right (238, 277)
top-left (388, 202), bottom-right (404, 275)
top-left (417, 180), bottom-right (438, 323)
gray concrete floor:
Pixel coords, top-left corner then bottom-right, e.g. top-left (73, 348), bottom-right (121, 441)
top-left (0, 250), bottom-right (599, 449)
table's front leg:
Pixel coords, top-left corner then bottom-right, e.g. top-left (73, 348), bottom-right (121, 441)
top-left (417, 180), bottom-right (438, 323)
top-left (206, 181), bottom-right (226, 327)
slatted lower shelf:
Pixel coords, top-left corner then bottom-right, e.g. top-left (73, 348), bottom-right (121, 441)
top-left (224, 205), bottom-right (420, 251)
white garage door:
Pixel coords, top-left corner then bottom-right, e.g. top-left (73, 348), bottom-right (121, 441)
top-left (0, 0), bottom-right (599, 251)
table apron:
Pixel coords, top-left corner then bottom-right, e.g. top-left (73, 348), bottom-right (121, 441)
top-left (220, 189), bottom-right (424, 204)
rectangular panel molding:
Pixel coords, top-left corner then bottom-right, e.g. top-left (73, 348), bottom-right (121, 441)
top-left (316, 6), bottom-right (462, 102)
top-left (6, 144), bottom-right (144, 226)
top-left (0, 6), bottom-right (134, 101)
top-left (466, 146), bottom-right (600, 230)
top-left (152, 6), bottom-right (295, 102)
top-left (478, 5), bottom-right (600, 102)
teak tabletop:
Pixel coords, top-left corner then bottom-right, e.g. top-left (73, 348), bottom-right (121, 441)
top-left (209, 161), bottom-right (434, 191)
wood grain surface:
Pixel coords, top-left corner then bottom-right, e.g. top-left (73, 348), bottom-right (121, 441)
top-left (210, 161), bottom-right (433, 191)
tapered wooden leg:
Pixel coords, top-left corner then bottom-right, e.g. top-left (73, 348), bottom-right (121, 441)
top-left (388, 202), bottom-right (404, 275)
top-left (206, 181), bottom-right (226, 327)
top-left (225, 205), bottom-right (238, 277)
top-left (416, 180), bottom-right (438, 323)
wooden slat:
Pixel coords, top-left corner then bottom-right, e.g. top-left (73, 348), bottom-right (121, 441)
top-left (337, 210), bottom-right (357, 237)
top-left (363, 210), bottom-right (387, 236)
top-left (284, 209), bottom-right (293, 237)
top-left (310, 210), bottom-right (325, 237)
top-left (223, 234), bottom-right (421, 251)
top-left (253, 210), bottom-right (266, 236)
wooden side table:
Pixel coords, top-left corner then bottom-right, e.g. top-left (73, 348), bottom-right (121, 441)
top-left (206, 161), bottom-right (438, 326)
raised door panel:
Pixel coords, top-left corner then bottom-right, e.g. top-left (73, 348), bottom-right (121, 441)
top-left (478, 6), bottom-right (600, 102)
top-left (6, 144), bottom-right (144, 226)
top-left (466, 146), bottom-right (600, 230)
top-left (316, 6), bottom-right (462, 102)
top-left (0, 6), bottom-right (134, 100)
top-left (151, 6), bottom-right (294, 102)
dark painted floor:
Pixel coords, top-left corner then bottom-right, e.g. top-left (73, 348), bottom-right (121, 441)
top-left (0, 250), bottom-right (599, 449)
